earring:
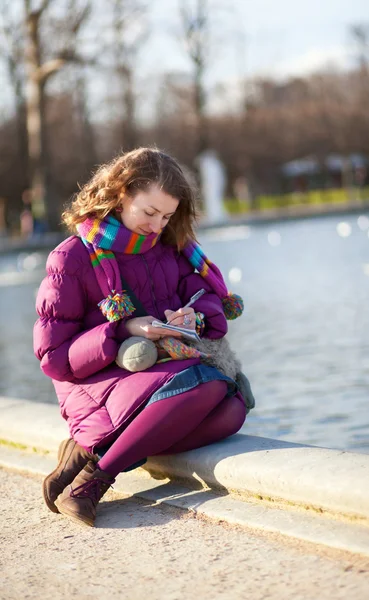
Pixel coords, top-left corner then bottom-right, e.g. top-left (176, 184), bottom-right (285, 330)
top-left (116, 205), bottom-right (123, 213)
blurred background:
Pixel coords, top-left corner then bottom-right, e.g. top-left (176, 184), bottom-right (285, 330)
top-left (0, 0), bottom-right (368, 453)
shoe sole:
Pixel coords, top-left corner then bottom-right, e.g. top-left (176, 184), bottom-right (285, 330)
top-left (42, 438), bottom-right (74, 514)
top-left (55, 500), bottom-right (95, 527)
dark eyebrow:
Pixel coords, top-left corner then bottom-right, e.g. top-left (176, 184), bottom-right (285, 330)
top-left (148, 205), bottom-right (176, 216)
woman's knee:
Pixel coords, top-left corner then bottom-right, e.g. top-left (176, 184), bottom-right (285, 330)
top-left (223, 393), bottom-right (247, 435)
top-left (200, 379), bottom-right (228, 400)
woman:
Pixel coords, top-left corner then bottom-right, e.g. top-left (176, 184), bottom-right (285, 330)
top-left (34, 147), bottom-right (248, 527)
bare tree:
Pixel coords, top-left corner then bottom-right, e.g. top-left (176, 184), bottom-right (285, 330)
top-left (152, 72), bottom-right (198, 162)
top-left (0, 1), bottom-right (28, 191)
top-left (180, 0), bottom-right (209, 156)
top-left (351, 24), bottom-right (369, 73)
top-left (74, 68), bottom-right (98, 173)
top-left (350, 23), bottom-right (369, 118)
top-left (22, 0), bottom-right (91, 228)
top-left (110, 0), bottom-right (148, 150)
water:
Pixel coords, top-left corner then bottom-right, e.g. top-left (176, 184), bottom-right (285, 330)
top-left (1, 213), bottom-right (368, 453)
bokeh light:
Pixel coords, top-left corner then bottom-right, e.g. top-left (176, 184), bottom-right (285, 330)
top-left (357, 215), bottom-right (369, 231)
top-left (228, 267), bottom-right (242, 283)
top-left (336, 222), bottom-right (352, 237)
top-left (267, 231), bottom-right (281, 246)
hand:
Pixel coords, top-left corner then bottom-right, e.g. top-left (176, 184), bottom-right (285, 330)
top-left (125, 316), bottom-right (167, 341)
top-left (164, 307), bottom-right (196, 331)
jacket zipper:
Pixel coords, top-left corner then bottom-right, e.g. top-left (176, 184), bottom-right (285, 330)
top-left (140, 255), bottom-right (160, 318)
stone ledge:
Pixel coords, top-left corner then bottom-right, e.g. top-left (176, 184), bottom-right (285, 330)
top-left (2, 445), bottom-right (369, 557)
top-left (1, 396), bottom-right (368, 523)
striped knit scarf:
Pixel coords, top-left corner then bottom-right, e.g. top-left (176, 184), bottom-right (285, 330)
top-left (77, 215), bottom-right (243, 322)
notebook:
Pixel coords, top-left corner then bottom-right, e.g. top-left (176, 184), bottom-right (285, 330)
top-left (151, 320), bottom-right (201, 341)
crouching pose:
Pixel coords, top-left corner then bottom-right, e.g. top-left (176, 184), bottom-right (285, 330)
top-left (33, 147), bottom-right (251, 527)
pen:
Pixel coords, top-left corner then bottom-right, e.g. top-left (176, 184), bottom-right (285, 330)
top-left (183, 288), bottom-right (206, 308)
top-left (164, 288), bottom-right (206, 324)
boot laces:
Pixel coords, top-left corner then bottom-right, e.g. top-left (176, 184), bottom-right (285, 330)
top-left (70, 478), bottom-right (109, 502)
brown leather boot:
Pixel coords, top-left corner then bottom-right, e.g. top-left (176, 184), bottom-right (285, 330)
top-left (55, 461), bottom-right (115, 527)
top-left (42, 438), bottom-right (98, 514)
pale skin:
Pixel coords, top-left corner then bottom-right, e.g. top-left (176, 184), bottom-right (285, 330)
top-left (118, 185), bottom-right (196, 341)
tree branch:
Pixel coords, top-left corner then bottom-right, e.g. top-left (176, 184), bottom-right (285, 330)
top-left (24, 0), bottom-right (54, 22)
top-left (0, 2), bottom-right (24, 74)
top-left (39, 0), bottom-right (52, 13)
top-left (36, 57), bottom-right (68, 82)
top-left (37, 49), bottom-right (96, 83)
top-left (69, 1), bottom-right (91, 35)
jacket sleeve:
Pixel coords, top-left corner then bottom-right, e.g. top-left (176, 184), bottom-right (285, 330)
top-left (176, 253), bottom-right (227, 339)
top-left (33, 249), bottom-right (123, 382)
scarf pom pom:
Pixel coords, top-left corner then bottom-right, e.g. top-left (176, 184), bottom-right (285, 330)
top-left (222, 293), bottom-right (244, 320)
top-left (98, 291), bottom-right (135, 322)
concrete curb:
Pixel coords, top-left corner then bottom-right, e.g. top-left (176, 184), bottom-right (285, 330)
top-left (145, 439), bottom-right (369, 522)
top-left (2, 445), bottom-right (369, 557)
top-left (1, 396), bottom-right (369, 525)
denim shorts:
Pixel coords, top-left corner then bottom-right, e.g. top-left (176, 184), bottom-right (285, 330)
top-left (147, 363), bottom-right (238, 405)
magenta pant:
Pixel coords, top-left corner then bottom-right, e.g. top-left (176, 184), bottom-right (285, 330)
top-left (97, 380), bottom-right (246, 479)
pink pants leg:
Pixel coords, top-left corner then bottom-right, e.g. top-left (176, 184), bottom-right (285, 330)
top-left (97, 380), bottom-right (246, 478)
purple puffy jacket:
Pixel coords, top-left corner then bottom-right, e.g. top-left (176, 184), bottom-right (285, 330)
top-left (33, 235), bottom-right (227, 451)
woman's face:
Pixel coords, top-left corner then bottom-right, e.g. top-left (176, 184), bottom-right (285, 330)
top-left (119, 185), bottom-right (179, 235)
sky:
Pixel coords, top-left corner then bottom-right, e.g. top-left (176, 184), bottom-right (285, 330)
top-left (144, 0), bottom-right (369, 81)
top-left (131, 0), bottom-right (369, 118)
top-left (1, 0), bottom-right (368, 121)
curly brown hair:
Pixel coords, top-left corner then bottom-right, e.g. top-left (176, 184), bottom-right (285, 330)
top-left (62, 147), bottom-right (198, 249)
